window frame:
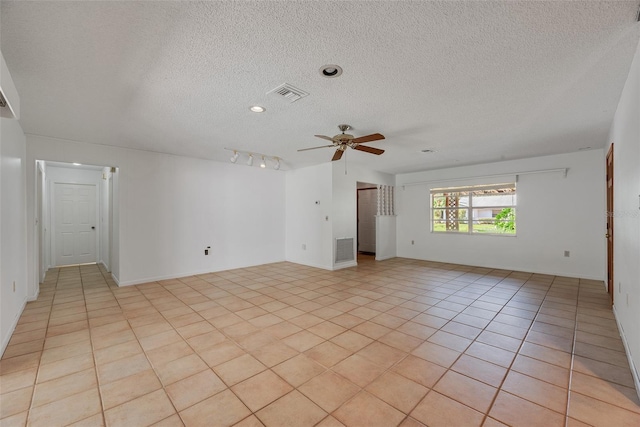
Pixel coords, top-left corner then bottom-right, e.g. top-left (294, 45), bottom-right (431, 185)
top-left (430, 183), bottom-right (517, 236)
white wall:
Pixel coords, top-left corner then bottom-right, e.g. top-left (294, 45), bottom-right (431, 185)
top-left (396, 150), bottom-right (605, 280)
top-left (607, 40), bottom-right (640, 393)
top-left (285, 163), bottom-right (334, 269)
top-left (1, 117), bottom-right (28, 355)
top-left (26, 135), bottom-right (286, 286)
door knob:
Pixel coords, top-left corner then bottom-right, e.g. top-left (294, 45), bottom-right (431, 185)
top-left (91, 226), bottom-right (95, 230)
top-left (605, 233), bottom-right (610, 238)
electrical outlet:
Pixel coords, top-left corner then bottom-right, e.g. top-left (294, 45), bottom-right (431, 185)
top-left (204, 246), bottom-right (210, 256)
top-left (564, 251), bottom-right (570, 257)
top-left (411, 240), bottom-right (415, 245)
top-left (13, 281), bottom-right (16, 292)
top-left (302, 244), bottom-right (306, 250)
top-left (619, 281), bottom-right (622, 293)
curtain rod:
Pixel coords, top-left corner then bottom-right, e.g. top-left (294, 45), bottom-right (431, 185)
top-left (400, 168), bottom-right (568, 188)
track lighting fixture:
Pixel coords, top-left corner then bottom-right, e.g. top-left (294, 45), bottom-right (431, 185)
top-left (224, 148), bottom-right (284, 170)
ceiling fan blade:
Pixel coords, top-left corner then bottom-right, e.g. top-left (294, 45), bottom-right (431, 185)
top-left (352, 133), bottom-right (385, 144)
top-left (353, 145), bottom-right (384, 155)
top-left (314, 135), bottom-right (335, 142)
top-left (332, 149), bottom-right (344, 161)
top-left (297, 144), bottom-right (335, 152)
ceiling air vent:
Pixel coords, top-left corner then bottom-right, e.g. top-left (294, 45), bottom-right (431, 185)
top-left (268, 83), bottom-right (309, 103)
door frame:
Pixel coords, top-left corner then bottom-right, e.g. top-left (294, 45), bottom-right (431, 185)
top-left (606, 144), bottom-right (614, 305)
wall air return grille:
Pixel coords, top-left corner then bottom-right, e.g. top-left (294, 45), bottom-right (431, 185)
top-left (335, 238), bottom-right (355, 263)
top-left (268, 83), bottom-right (309, 103)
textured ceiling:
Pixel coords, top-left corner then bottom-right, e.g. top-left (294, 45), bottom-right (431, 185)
top-left (1, 1), bottom-right (639, 173)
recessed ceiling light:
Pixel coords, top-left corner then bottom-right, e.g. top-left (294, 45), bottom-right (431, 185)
top-left (73, 162), bottom-right (82, 165)
top-left (249, 105), bottom-right (265, 113)
top-left (320, 64), bottom-right (343, 78)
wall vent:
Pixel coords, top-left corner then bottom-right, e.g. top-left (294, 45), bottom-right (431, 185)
top-left (335, 238), bottom-right (355, 263)
top-left (268, 83), bottom-right (309, 103)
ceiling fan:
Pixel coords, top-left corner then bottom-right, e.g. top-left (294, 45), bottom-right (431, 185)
top-left (298, 124), bottom-right (385, 161)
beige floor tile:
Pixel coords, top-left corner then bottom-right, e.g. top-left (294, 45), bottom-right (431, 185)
top-left (511, 354), bottom-right (569, 388)
top-left (96, 353), bottom-right (151, 385)
top-left (146, 340), bottom-right (193, 367)
top-left (316, 415), bottom-right (346, 427)
top-left (330, 330), bottom-right (373, 353)
top-left (334, 391), bottom-right (406, 427)
top-left (434, 370), bottom-right (498, 413)
top-left (155, 353), bottom-right (208, 386)
top-left (298, 371), bottom-right (359, 412)
top-left (198, 340), bottom-right (246, 367)
top-left (570, 371), bottom-right (640, 413)
top-left (3, 261), bottom-right (636, 426)
top-left (233, 415), bottom-right (265, 427)
top-left (304, 341), bottom-right (351, 368)
top-left (366, 371), bottom-right (428, 414)
top-left (180, 389), bottom-right (250, 427)
top-left (272, 354), bottom-right (326, 387)
top-left (489, 391), bottom-right (565, 427)
top-left (165, 369), bottom-right (226, 411)
top-left (411, 391), bottom-right (485, 427)
top-left (105, 389), bottom-right (176, 427)
top-left (32, 368), bottom-right (97, 407)
top-left (568, 391), bottom-right (640, 427)
top-left (0, 386), bottom-right (33, 419)
top-left (0, 410), bottom-right (29, 427)
top-left (37, 353), bottom-right (94, 383)
top-left (231, 370), bottom-right (293, 412)
top-left (255, 390), bottom-right (326, 427)
top-left (393, 354), bottom-right (447, 388)
top-left (28, 388), bottom-right (101, 427)
top-left (0, 366), bottom-right (38, 394)
top-left (502, 370), bottom-right (567, 413)
top-left (214, 354), bottom-right (266, 386)
top-left (100, 369), bottom-right (162, 409)
top-left (250, 342), bottom-right (298, 367)
top-left (411, 341), bottom-right (461, 368)
top-left (357, 341), bottom-right (407, 369)
top-left (464, 342), bottom-right (515, 368)
top-left (332, 354), bottom-right (386, 387)
top-left (450, 354), bottom-right (508, 387)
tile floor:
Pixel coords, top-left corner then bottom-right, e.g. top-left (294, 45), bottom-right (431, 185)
top-left (1, 257), bottom-right (639, 427)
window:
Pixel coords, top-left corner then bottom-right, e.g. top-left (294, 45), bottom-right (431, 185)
top-left (431, 183), bottom-right (516, 235)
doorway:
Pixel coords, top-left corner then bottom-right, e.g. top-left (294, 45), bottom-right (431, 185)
top-left (38, 161), bottom-right (116, 274)
top-left (357, 183), bottom-right (377, 259)
top-left (606, 144), bottom-right (614, 305)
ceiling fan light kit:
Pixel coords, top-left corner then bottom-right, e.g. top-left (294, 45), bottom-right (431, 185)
top-left (298, 124), bottom-right (386, 161)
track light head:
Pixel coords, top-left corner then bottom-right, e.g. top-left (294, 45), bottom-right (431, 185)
top-left (260, 156), bottom-right (266, 168)
top-left (247, 154), bottom-right (253, 166)
top-left (230, 151), bottom-right (239, 163)
top-left (273, 157), bottom-right (280, 170)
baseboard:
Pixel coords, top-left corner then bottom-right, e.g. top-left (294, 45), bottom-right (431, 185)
top-left (27, 287), bottom-right (39, 302)
top-left (99, 260), bottom-right (110, 273)
top-left (613, 304), bottom-right (640, 400)
top-left (1, 297), bottom-right (27, 358)
top-left (375, 254), bottom-right (396, 261)
top-left (396, 254), bottom-right (605, 281)
top-left (332, 261), bottom-right (358, 270)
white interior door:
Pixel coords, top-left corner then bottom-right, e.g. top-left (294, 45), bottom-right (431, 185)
top-left (54, 183), bottom-right (97, 266)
